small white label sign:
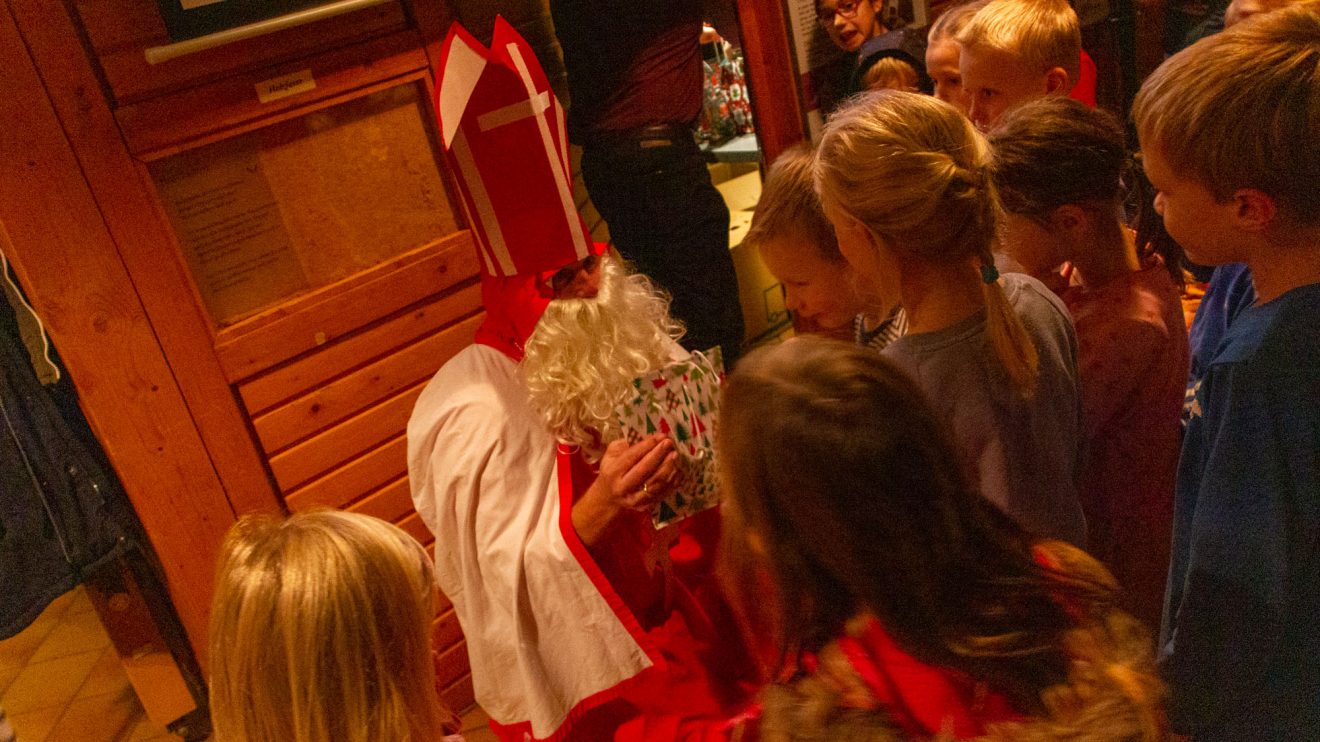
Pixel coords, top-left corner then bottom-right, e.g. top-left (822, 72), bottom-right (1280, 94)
top-left (255, 69), bottom-right (316, 104)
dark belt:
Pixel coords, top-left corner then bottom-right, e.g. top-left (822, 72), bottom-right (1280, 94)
top-left (584, 122), bottom-right (697, 149)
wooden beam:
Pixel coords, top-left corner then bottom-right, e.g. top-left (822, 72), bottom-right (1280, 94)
top-left (0, 1), bottom-right (239, 667)
top-left (736, 0), bottom-right (807, 167)
top-left (6, 0), bottom-right (281, 520)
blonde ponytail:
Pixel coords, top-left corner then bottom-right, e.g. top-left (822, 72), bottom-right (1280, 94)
top-left (980, 257), bottom-right (1040, 398)
top-left (816, 90), bottom-right (1040, 397)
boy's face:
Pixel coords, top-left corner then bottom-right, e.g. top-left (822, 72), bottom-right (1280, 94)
top-left (760, 237), bottom-right (861, 335)
top-left (1143, 145), bottom-right (1243, 266)
top-left (817, 0), bottom-right (886, 53)
top-left (926, 39), bottom-right (968, 112)
top-left (960, 45), bottom-right (1061, 130)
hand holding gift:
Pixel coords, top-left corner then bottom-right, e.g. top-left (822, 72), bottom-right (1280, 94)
top-left (615, 348), bottom-right (724, 528)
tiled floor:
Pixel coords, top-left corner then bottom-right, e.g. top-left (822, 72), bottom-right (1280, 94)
top-left (0, 587), bottom-right (172, 742)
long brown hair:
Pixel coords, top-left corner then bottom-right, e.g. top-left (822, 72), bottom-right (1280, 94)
top-left (718, 337), bottom-right (1116, 713)
top-left (989, 96), bottom-right (1185, 287)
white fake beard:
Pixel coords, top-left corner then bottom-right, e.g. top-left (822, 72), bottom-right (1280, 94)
top-left (522, 258), bottom-right (684, 461)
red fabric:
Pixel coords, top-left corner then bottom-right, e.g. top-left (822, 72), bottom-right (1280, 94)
top-left (1059, 258), bottom-right (1187, 629)
top-left (436, 19), bottom-right (593, 278)
top-left (823, 619), bottom-right (1023, 739)
top-left (474, 241), bottom-right (609, 361)
top-left (1069, 49), bottom-right (1098, 108)
top-left (489, 447), bottom-right (757, 742)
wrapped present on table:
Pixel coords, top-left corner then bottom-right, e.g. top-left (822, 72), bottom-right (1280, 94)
top-left (615, 348), bottom-right (724, 529)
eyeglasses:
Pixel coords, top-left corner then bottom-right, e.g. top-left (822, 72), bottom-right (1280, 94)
top-left (817, 0), bottom-right (864, 26)
top-left (550, 254), bottom-right (600, 296)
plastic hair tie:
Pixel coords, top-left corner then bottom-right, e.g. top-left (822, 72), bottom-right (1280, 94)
top-left (980, 263), bottom-right (1000, 284)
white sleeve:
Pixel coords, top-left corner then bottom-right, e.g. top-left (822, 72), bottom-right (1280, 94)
top-left (406, 350), bottom-right (650, 737)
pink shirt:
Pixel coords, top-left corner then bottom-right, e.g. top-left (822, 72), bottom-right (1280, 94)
top-left (1060, 258), bottom-right (1188, 627)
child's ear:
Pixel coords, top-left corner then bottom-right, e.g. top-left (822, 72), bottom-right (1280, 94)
top-left (1232, 188), bottom-right (1277, 233)
top-left (838, 212), bottom-right (877, 246)
top-left (1044, 67), bottom-right (1070, 95)
top-left (1049, 204), bottom-right (1087, 236)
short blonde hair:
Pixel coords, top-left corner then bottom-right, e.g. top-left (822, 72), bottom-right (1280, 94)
top-left (862, 56), bottom-right (921, 91)
top-left (209, 510), bottom-right (449, 742)
top-left (955, 0), bottom-right (1081, 82)
top-left (746, 143), bottom-right (842, 264)
top-left (815, 90), bottom-right (1039, 396)
top-left (928, 0), bottom-right (989, 42)
top-left (1133, 3), bottom-right (1320, 225)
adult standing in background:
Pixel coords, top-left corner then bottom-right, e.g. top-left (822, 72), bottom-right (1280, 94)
top-left (551, 0), bottom-right (745, 363)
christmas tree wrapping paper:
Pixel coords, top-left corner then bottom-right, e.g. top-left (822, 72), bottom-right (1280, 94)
top-left (615, 348), bottom-right (725, 529)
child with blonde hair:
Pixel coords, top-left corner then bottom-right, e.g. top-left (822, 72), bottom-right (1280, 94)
top-left (1133, 5), bottom-right (1320, 738)
top-left (954, 0), bottom-right (1095, 129)
top-left (814, 90), bottom-right (1086, 547)
top-left (989, 96), bottom-right (1188, 631)
top-left (925, 0), bottom-right (987, 111)
top-left (208, 510), bottom-right (460, 742)
top-left (746, 143), bottom-right (906, 346)
top-left (859, 53), bottom-right (922, 92)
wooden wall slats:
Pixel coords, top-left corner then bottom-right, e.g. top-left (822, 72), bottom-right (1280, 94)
top-left (346, 476), bottom-right (414, 523)
top-left (432, 609), bottom-right (463, 654)
top-left (442, 676), bottom-right (476, 717)
top-left (268, 381), bottom-right (426, 490)
top-left (394, 511), bottom-right (432, 549)
top-left (215, 232), bottom-right (479, 381)
top-left (239, 281), bottom-right (481, 414)
top-left (118, 34), bottom-right (428, 157)
top-left (434, 639), bottom-right (470, 692)
top-left (92, 2), bottom-right (409, 106)
top-left (284, 435), bottom-right (407, 512)
top-left (251, 312), bottom-right (481, 453)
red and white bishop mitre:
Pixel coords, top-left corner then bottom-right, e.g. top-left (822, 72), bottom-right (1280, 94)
top-left (436, 17), bottom-right (592, 279)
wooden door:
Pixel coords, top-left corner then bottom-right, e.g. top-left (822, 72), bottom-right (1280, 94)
top-left (4, 0), bottom-right (479, 711)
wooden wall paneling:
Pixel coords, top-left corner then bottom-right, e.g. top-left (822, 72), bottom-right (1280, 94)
top-left (346, 476), bottom-right (414, 522)
top-left (434, 639), bottom-right (470, 691)
top-left (735, 0), bottom-right (807, 166)
top-left (74, 0), bottom-right (169, 53)
top-left (215, 232), bottom-right (480, 381)
top-left (6, 0), bottom-right (281, 519)
top-left (267, 381), bottom-right (427, 490)
top-left (394, 510), bottom-right (431, 546)
top-left (433, 609), bottom-right (463, 654)
top-left (283, 435), bottom-right (408, 512)
top-left (0, 4), bottom-right (236, 662)
top-left (250, 312), bottom-right (482, 452)
top-left (443, 675), bottom-right (476, 716)
top-left (238, 281), bottom-right (481, 413)
top-left (89, 0), bottom-right (410, 105)
top-left (118, 39), bottom-right (430, 157)
top-left (407, 0), bottom-right (459, 79)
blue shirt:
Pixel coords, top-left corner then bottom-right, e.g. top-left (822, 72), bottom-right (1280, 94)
top-left (1184, 264), bottom-right (1256, 428)
top-left (1165, 281), bottom-right (1320, 739)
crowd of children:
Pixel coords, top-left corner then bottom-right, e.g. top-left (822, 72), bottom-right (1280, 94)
top-left (198, 1), bottom-right (1319, 740)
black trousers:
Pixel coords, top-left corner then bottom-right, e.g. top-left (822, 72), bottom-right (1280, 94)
top-left (581, 133), bottom-right (745, 364)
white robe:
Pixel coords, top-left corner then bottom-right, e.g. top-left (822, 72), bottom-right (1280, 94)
top-left (407, 344), bottom-right (654, 738)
